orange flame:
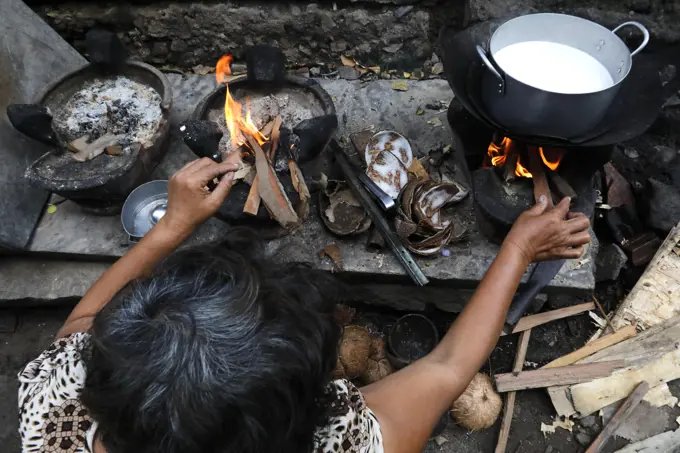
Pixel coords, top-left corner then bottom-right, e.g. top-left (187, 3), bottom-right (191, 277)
top-left (539, 147), bottom-right (563, 171)
top-left (487, 137), bottom-right (563, 178)
top-left (215, 55), bottom-right (267, 149)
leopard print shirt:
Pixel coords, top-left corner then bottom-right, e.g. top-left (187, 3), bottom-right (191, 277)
top-left (18, 333), bottom-right (384, 453)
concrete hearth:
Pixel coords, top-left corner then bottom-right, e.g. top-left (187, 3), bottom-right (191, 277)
top-left (6, 75), bottom-right (596, 311)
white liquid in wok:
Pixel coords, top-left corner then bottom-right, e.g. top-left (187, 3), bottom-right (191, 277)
top-left (493, 41), bottom-right (615, 94)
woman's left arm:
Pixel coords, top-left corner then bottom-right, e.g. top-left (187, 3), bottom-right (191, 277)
top-left (56, 158), bottom-right (239, 338)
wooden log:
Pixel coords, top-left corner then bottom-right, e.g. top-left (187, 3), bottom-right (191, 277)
top-left (527, 146), bottom-right (553, 208)
top-left (542, 325), bottom-right (637, 369)
top-left (585, 381), bottom-right (650, 453)
top-left (494, 361), bottom-right (626, 393)
top-left (495, 330), bottom-right (531, 453)
top-left (503, 146), bottom-right (519, 183)
top-left (548, 171), bottom-right (577, 200)
top-left (504, 302), bottom-right (595, 335)
top-left (608, 223), bottom-right (680, 331)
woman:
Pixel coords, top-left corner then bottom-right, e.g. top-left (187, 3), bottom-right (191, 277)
top-left (18, 158), bottom-right (590, 453)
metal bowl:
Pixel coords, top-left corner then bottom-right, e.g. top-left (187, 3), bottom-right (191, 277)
top-left (121, 180), bottom-right (168, 242)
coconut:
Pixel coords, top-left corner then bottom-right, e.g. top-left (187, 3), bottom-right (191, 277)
top-left (336, 325), bottom-right (372, 378)
top-left (361, 357), bottom-right (393, 384)
top-left (450, 373), bottom-right (503, 431)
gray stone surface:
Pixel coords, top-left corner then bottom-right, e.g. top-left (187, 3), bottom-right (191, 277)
top-left (467, 0), bottom-right (680, 44)
top-left (27, 75), bottom-right (595, 294)
top-left (0, 0), bottom-right (87, 250)
top-left (595, 243), bottom-right (628, 282)
top-left (35, 2), bottom-right (443, 70)
top-left (645, 178), bottom-right (680, 234)
top-left (0, 258), bottom-right (109, 305)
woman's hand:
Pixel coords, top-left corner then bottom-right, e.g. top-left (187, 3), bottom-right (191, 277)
top-left (505, 195), bottom-right (591, 263)
top-left (160, 157), bottom-right (239, 238)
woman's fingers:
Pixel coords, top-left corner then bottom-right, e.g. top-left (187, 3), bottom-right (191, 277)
top-left (209, 171), bottom-right (235, 203)
top-left (561, 246), bottom-right (585, 259)
top-left (552, 197), bottom-right (571, 217)
top-left (565, 215), bottom-right (590, 233)
top-left (188, 157), bottom-right (218, 174)
top-left (565, 230), bottom-right (591, 247)
top-left (193, 161), bottom-right (239, 185)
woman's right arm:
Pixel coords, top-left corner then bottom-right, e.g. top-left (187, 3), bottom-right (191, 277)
top-left (362, 196), bottom-right (591, 453)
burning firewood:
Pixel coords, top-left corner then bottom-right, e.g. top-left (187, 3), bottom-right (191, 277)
top-left (244, 116), bottom-right (282, 215)
top-left (527, 146), bottom-right (553, 207)
top-left (246, 134), bottom-right (300, 228)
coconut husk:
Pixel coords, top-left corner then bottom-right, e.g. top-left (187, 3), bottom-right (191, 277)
top-left (361, 357), bottom-right (393, 384)
top-left (451, 373), bottom-right (503, 431)
top-left (336, 325), bottom-right (372, 378)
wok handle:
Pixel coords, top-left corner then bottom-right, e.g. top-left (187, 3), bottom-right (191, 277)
top-left (476, 45), bottom-right (505, 95)
top-left (612, 21), bottom-right (650, 57)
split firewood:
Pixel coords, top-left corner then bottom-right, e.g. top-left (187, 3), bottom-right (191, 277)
top-left (527, 145), bottom-right (553, 207)
top-left (548, 172), bottom-right (577, 200)
top-left (245, 133), bottom-right (299, 228)
top-left (69, 133), bottom-right (124, 162)
top-left (289, 159), bottom-right (310, 220)
top-left (244, 116), bottom-right (282, 215)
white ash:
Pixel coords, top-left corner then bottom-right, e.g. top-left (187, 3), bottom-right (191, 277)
top-left (53, 76), bottom-right (162, 147)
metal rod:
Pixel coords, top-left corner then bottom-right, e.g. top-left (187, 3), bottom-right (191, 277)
top-left (330, 140), bottom-right (429, 286)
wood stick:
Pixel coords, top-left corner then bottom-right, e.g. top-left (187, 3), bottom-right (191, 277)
top-left (503, 145), bottom-right (519, 183)
top-left (245, 133), bottom-right (299, 228)
top-left (548, 172), bottom-right (577, 200)
top-left (495, 330), bottom-right (531, 453)
top-left (542, 325), bottom-right (637, 369)
top-left (494, 360), bottom-right (626, 393)
top-left (243, 117), bottom-right (282, 216)
top-left (502, 302), bottom-right (595, 335)
top-left (593, 296), bottom-right (616, 334)
top-left (527, 146), bottom-right (553, 208)
top-left (585, 381), bottom-right (650, 453)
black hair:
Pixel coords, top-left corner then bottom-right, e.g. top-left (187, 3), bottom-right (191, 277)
top-left (82, 228), bottom-right (343, 453)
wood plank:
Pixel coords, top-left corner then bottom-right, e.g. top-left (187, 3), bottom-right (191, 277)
top-left (609, 223), bottom-right (680, 331)
top-left (494, 361), bottom-right (625, 393)
top-left (585, 381), bottom-right (650, 453)
top-left (509, 302), bottom-right (595, 334)
top-left (548, 315), bottom-right (680, 417)
top-left (542, 325), bottom-right (637, 369)
top-left (495, 330), bottom-right (531, 453)
top-left (569, 349), bottom-right (680, 416)
top-left (613, 428), bottom-right (680, 453)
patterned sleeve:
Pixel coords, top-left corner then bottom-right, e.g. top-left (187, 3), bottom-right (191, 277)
top-left (315, 379), bottom-right (384, 453)
top-left (17, 332), bottom-right (96, 453)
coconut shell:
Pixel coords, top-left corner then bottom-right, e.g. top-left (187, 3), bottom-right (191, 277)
top-left (369, 336), bottom-right (386, 361)
top-left (361, 357), bottom-right (393, 384)
top-left (451, 373), bottom-right (503, 431)
top-left (337, 325), bottom-right (372, 378)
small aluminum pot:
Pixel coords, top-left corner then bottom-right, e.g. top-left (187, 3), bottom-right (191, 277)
top-left (477, 13), bottom-right (649, 139)
top-left (121, 180), bottom-right (168, 242)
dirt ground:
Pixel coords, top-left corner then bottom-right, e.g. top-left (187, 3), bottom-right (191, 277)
top-left (0, 305), bottom-right (674, 453)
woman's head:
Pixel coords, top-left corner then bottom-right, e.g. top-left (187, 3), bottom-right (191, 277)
top-left (82, 229), bottom-right (342, 453)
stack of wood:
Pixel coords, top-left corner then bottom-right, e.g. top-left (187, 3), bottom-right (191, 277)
top-left (493, 222), bottom-right (680, 453)
top-left (239, 116), bottom-right (309, 229)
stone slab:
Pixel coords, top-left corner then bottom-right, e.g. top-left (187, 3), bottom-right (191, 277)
top-left (0, 0), bottom-right (87, 251)
top-left (27, 75), bottom-right (595, 294)
top-left (0, 258), bottom-right (109, 305)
